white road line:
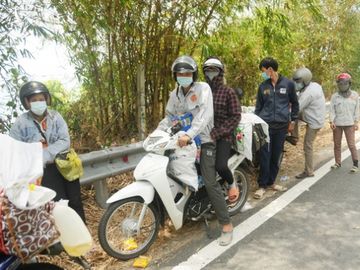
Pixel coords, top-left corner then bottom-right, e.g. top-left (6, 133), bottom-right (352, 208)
top-left (172, 142), bottom-right (360, 270)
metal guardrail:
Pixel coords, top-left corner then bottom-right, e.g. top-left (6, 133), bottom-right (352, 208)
top-left (79, 141), bottom-right (146, 208)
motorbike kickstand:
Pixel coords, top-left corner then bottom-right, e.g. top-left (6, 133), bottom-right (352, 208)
top-left (204, 217), bottom-right (214, 239)
top-left (70, 256), bottom-right (91, 270)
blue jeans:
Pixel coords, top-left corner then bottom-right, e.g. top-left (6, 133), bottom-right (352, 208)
top-left (258, 128), bottom-right (287, 188)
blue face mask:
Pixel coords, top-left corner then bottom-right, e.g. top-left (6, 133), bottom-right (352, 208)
top-left (295, 82), bottom-right (305, 91)
top-left (30, 101), bottom-right (47, 116)
top-left (261, 72), bottom-right (270, 80)
top-left (177, 76), bottom-right (193, 88)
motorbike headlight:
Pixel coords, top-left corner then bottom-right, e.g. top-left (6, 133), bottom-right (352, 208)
top-left (147, 136), bottom-right (162, 145)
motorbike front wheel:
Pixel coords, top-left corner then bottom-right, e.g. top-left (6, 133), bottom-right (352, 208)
top-left (98, 197), bottom-right (160, 260)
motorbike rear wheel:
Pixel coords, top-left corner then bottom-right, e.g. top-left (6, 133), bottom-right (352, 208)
top-left (226, 168), bottom-right (249, 216)
top-left (98, 197), bottom-right (160, 260)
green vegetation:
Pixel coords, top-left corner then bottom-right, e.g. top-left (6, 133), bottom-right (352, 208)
top-left (1, 0), bottom-right (359, 148)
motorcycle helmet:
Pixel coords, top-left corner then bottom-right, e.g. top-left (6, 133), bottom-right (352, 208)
top-left (171, 55), bottom-right (198, 81)
top-left (202, 57), bottom-right (224, 72)
top-left (20, 81), bottom-right (51, 110)
top-left (336, 73), bottom-right (351, 92)
top-left (293, 67), bottom-right (312, 86)
top-left (336, 72), bottom-right (351, 83)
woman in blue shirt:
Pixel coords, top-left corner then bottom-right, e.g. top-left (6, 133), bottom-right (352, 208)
top-left (10, 81), bottom-right (85, 222)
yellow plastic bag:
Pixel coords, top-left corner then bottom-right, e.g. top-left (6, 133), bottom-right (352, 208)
top-left (55, 149), bottom-right (83, 181)
top-left (133, 256), bottom-right (150, 268)
top-left (123, 238), bottom-right (138, 250)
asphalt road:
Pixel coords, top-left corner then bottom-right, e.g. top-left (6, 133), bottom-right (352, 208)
top-left (155, 145), bottom-right (360, 270)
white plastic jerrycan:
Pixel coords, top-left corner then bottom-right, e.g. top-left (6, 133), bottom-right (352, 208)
top-left (52, 200), bottom-right (92, 257)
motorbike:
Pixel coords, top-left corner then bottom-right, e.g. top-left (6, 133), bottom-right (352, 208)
top-left (98, 126), bottom-right (251, 260)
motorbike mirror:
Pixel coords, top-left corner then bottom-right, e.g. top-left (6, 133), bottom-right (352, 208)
top-left (234, 87), bottom-right (243, 99)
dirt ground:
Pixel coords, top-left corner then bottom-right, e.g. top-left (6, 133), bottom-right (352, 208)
top-left (38, 123), bottom-right (352, 269)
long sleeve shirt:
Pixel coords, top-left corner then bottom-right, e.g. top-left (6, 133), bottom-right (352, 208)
top-left (255, 75), bottom-right (299, 130)
top-left (157, 82), bottom-right (214, 144)
top-left (329, 90), bottom-right (359, 126)
top-left (209, 78), bottom-right (241, 142)
top-left (9, 110), bottom-right (70, 164)
top-left (298, 82), bottom-right (326, 129)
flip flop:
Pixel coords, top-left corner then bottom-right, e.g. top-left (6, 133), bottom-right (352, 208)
top-left (269, 184), bottom-right (287, 192)
top-left (228, 185), bottom-right (239, 203)
top-left (253, 188), bottom-right (266, 199)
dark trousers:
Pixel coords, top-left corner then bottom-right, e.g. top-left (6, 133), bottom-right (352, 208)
top-left (258, 128), bottom-right (287, 188)
top-left (200, 142), bottom-right (230, 225)
top-left (42, 163), bottom-right (86, 222)
top-left (215, 139), bottom-right (234, 185)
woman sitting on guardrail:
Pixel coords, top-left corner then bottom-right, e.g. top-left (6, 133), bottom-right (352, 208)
top-left (9, 81), bottom-right (86, 222)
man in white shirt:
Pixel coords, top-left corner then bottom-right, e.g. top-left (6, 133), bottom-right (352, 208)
top-left (290, 68), bottom-right (326, 179)
top-left (157, 55), bottom-right (233, 246)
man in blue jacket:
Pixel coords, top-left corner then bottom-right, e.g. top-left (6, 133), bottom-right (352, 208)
top-left (253, 57), bottom-right (299, 199)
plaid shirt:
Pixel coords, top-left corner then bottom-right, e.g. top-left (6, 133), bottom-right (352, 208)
top-left (209, 75), bottom-right (241, 142)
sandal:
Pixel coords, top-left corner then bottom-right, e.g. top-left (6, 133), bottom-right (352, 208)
top-left (228, 184), bottom-right (240, 203)
top-left (219, 230), bottom-right (233, 246)
top-left (331, 163), bottom-right (341, 169)
top-left (268, 184), bottom-right (287, 192)
top-left (295, 172), bottom-right (314, 179)
top-left (253, 188), bottom-right (266, 199)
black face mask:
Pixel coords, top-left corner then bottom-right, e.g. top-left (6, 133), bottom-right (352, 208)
top-left (337, 81), bottom-right (350, 92)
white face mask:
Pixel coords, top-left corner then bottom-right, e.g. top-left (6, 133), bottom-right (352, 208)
top-left (30, 101), bottom-right (47, 116)
top-left (205, 71), bottom-right (220, 81)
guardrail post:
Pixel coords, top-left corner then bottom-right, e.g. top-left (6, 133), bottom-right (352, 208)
top-left (94, 180), bottom-right (109, 208)
top-left (137, 64), bottom-right (146, 140)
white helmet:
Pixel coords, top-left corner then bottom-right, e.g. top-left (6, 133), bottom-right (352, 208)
top-left (202, 58), bottom-right (224, 72)
top-left (171, 55), bottom-right (198, 81)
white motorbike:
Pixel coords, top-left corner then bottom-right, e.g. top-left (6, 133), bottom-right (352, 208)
top-left (98, 126), bottom-right (250, 260)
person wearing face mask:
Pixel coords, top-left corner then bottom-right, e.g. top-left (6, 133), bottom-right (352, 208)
top-left (202, 57), bottom-right (241, 204)
top-left (288, 67), bottom-right (326, 179)
top-left (329, 73), bottom-right (359, 173)
top-left (9, 81), bottom-right (86, 222)
top-left (253, 57), bottom-right (299, 199)
top-left (157, 55), bottom-right (234, 246)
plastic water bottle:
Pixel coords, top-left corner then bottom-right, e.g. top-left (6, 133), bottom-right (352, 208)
top-left (52, 200), bottom-right (92, 257)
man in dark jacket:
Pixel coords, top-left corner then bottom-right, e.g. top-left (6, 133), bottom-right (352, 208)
top-left (254, 57), bottom-right (299, 199)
